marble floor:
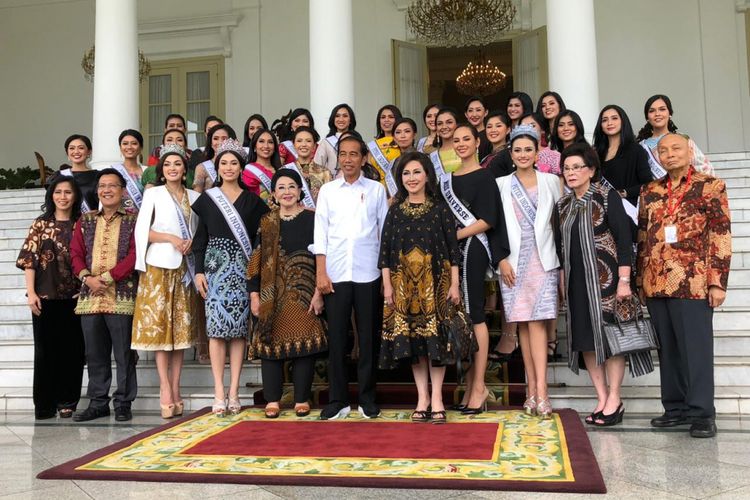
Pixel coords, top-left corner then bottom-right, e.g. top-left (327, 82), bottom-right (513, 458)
top-left (1, 412), bottom-right (749, 499)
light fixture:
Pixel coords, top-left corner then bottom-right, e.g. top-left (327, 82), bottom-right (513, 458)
top-left (456, 53), bottom-right (508, 96)
top-left (81, 46), bottom-right (152, 83)
top-left (407, 0), bottom-right (516, 47)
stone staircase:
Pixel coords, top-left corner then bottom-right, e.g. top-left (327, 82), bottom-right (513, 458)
top-left (1, 153), bottom-right (748, 415)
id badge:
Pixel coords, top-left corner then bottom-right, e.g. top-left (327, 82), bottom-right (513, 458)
top-left (664, 225), bottom-right (678, 244)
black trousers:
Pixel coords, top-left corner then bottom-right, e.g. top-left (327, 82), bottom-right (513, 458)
top-left (324, 279), bottom-right (381, 406)
top-left (80, 314), bottom-right (138, 410)
top-left (31, 299), bottom-right (85, 415)
top-left (261, 356), bottom-right (315, 403)
top-left (646, 298), bottom-right (715, 419)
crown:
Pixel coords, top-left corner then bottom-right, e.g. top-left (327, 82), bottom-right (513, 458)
top-left (215, 138), bottom-right (247, 162)
top-left (510, 123), bottom-right (540, 142)
top-left (159, 143), bottom-right (186, 159)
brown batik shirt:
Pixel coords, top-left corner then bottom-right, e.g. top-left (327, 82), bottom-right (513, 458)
top-left (636, 167), bottom-right (731, 299)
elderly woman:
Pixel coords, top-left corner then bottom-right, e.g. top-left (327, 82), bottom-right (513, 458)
top-left (247, 169), bottom-right (327, 419)
top-left (554, 143), bottom-right (653, 427)
top-left (17, 177), bottom-right (84, 419)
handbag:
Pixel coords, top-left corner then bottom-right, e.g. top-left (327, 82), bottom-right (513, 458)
top-left (439, 302), bottom-right (477, 382)
top-left (603, 295), bottom-right (659, 356)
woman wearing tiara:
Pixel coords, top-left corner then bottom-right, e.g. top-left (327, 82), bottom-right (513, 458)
top-left (192, 124), bottom-right (236, 193)
top-left (192, 139), bottom-right (270, 417)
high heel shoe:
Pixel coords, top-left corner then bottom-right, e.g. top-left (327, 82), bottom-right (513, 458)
top-left (212, 398), bottom-right (226, 418)
top-left (461, 388), bottom-right (490, 415)
top-left (228, 395), bottom-right (242, 415)
top-left (547, 340), bottom-right (561, 362)
top-left (537, 398), bottom-right (553, 419)
top-left (173, 400), bottom-right (184, 417)
top-left (488, 348), bottom-right (515, 364)
top-left (593, 403), bottom-right (624, 427)
top-left (523, 395), bottom-right (537, 416)
top-left (449, 403), bottom-right (467, 411)
top-left (160, 403), bottom-right (175, 419)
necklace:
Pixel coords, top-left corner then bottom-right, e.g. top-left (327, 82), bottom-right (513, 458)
top-left (401, 198), bottom-right (432, 218)
top-left (279, 209), bottom-right (303, 221)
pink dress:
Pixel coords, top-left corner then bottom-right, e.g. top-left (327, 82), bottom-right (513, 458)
top-left (242, 163), bottom-right (275, 207)
top-left (537, 147), bottom-right (561, 175)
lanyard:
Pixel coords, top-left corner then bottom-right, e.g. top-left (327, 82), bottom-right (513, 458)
top-left (666, 168), bottom-right (692, 217)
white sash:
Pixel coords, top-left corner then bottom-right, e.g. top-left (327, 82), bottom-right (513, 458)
top-left (282, 140), bottom-right (298, 159)
top-left (111, 164), bottom-right (143, 210)
top-left (201, 159), bottom-right (217, 183)
top-left (367, 140), bottom-right (398, 197)
top-left (205, 187), bottom-right (253, 260)
top-left (282, 162), bottom-right (315, 209)
top-left (439, 174), bottom-right (492, 262)
top-left (429, 151), bottom-right (446, 178)
top-left (417, 136), bottom-right (428, 152)
top-left (244, 164), bottom-right (273, 195)
top-left (599, 176), bottom-right (639, 225)
top-left (60, 169), bottom-right (91, 212)
top-left (326, 135), bottom-right (339, 150)
top-left (510, 174), bottom-right (537, 226)
top-left (170, 194), bottom-right (196, 288)
top-left (640, 142), bottom-right (667, 179)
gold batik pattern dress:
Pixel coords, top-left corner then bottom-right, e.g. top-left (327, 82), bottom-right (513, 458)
top-left (132, 193), bottom-right (200, 351)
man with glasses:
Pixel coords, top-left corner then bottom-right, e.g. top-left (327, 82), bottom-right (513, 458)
top-left (70, 169), bottom-right (139, 422)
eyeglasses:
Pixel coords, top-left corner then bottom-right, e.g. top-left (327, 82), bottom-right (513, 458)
top-left (562, 164), bottom-right (589, 173)
top-left (97, 183), bottom-right (123, 190)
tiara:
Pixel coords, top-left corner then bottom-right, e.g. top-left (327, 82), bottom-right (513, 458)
top-left (159, 143), bottom-right (186, 159)
top-left (216, 138), bottom-right (247, 162)
top-left (510, 123), bottom-right (539, 142)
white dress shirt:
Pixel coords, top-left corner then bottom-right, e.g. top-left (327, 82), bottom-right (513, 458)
top-left (314, 174), bottom-right (388, 283)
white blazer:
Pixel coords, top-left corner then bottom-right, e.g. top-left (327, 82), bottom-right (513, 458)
top-left (496, 171), bottom-right (562, 272)
top-left (135, 185), bottom-right (200, 272)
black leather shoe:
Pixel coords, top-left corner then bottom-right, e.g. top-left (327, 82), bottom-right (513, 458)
top-left (650, 413), bottom-right (687, 428)
top-left (690, 420), bottom-right (717, 438)
top-left (114, 407), bottom-right (132, 422)
top-left (72, 406), bottom-right (110, 422)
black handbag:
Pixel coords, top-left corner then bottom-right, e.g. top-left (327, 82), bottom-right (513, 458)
top-left (603, 295), bottom-right (659, 356)
top-left (439, 303), bottom-right (477, 382)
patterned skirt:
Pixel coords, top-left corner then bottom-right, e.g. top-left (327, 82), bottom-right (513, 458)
top-left (204, 237), bottom-right (250, 339)
top-left (131, 262), bottom-right (200, 351)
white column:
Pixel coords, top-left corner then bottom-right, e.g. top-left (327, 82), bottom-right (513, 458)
top-left (546, 0), bottom-right (599, 140)
top-left (309, 0), bottom-right (354, 135)
top-left (91, 0), bottom-right (139, 168)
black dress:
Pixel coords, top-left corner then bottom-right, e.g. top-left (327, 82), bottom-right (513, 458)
top-left (565, 188), bottom-right (632, 353)
top-left (487, 148), bottom-right (515, 178)
top-left (449, 168), bottom-right (509, 324)
top-left (378, 199), bottom-right (460, 368)
top-left (600, 143), bottom-right (653, 206)
top-left (46, 169), bottom-right (99, 211)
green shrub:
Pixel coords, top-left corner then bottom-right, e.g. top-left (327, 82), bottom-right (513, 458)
top-left (0, 166), bottom-right (50, 190)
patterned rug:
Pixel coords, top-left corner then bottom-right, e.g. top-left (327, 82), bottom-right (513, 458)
top-left (38, 407), bottom-right (605, 493)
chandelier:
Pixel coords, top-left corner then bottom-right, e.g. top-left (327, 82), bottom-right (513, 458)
top-left (407, 0), bottom-right (516, 47)
top-left (81, 46), bottom-right (152, 83)
top-left (456, 54), bottom-right (507, 96)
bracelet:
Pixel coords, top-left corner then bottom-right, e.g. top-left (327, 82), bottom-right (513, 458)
top-left (619, 276), bottom-right (631, 283)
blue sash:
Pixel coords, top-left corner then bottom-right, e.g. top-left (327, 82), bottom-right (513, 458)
top-left (205, 188), bottom-right (253, 260)
top-left (367, 140), bottom-right (398, 197)
top-left (170, 193), bottom-right (196, 288)
top-left (510, 174), bottom-right (537, 226)
top-left (429, 151), bottom-right (446, 178)
top-left (111, 163), bottom-right (143, 210)
top-left (599, 176), bottom-right (638, 224)
top-left (326, 135), bottom-right (339, 150)
top-left (417, 136), bottom-right (428, 152)
top-left (282, 140), bottom-right (298, 159)
top-left (60, 169), bottom-right (91, 212)
top-left (201, 159), bottom-right (217, 183)
top-left (282, 162), bottom-right (315, 209)
top-left (243, 164), bottom-right (273, 195)
top-left (640, 142), bottom-right (667, 179)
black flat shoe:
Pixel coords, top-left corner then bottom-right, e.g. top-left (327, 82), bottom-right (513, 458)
top-left (73, 406), bottom-right (110, 422)
top-left (593, 403), bottom-right (624, 427)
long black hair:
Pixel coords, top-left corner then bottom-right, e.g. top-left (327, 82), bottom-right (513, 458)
top-left (292, 126), bottom-right (321, 147)
top-left (242, 114), bottom-right (269, 147)
top-left (507, 92), bottom-right (534, 118)
top-left (155, 150), bottom-right (188, 187)
top-left (550, 110), bottom-right (588, 152)
top-left (535, 91), bottom-right (566, 136)
top-left (433, 107), bottom-right (462, 148)
top-left (204, 124), bottom-right (237, 160)
top-left (593, 104), bottom-right (636, 163)
top-left (392, 151), bottom-right (439, 203)
top-left (636, 94), bottom-right (678, 142)
top-left (273, 108), bottom-right (315, 142)
top-left (214, 150), bottom-right (250, 190)
top-left (375, 104), bottom-right (403, 139)
top-left (326, 104), bottom-right (356, 137)
top-left (41, 176), bottom-right (82, 220)
top-left (249, 129), bottom-right (282, 169)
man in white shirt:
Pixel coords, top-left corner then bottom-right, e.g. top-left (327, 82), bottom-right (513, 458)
top-left (314, 136), bottom-right (389, 420)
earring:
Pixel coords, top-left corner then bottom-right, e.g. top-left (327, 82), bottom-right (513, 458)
top-left (160, 177), bottom-right (165, 182)
top-left (182, 175), bottom-right (187, 181)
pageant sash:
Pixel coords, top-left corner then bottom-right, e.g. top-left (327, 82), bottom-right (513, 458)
top-left (417, 136), bottom-right (428, 152)
top-left (326, 135), bottom-right (339, 150)
top-left (244, 164), bottom-right (273, 195)
top-left (599, 176), bottom-right (639, 225)
top-left (429, 150), bottom-right (446, 178)
top-left (201, 159), bottom-right (217, 183)
top-left (510, 174), bottom-right (537, 226)
top-left (439, 174), bottom-right (492, 262)
top-left (170, 194), bottom-right (196, 288)
top-left (60, 169), bottom-right (91, 212)
top-left (367, 140), bottom-right (398, 197)
top-left (282, 162), bottom-right (315, 209)
top-left (640, 142), bottom-right (667, 179)
top-left (111, 163), bottom-right (143, 210)
top-left (282, 140), bottom-right (298, 159)
top-left (205, 187), bottom-right (253, 260)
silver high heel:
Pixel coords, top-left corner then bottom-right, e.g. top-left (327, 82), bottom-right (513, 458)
top-left (523, 395), bottom-right (538, 416)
